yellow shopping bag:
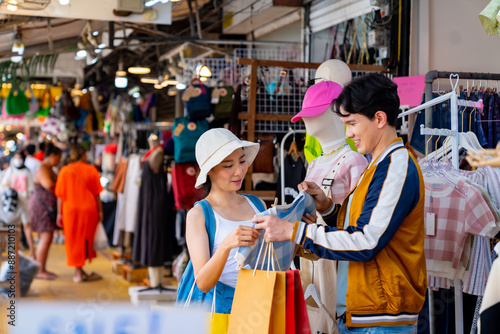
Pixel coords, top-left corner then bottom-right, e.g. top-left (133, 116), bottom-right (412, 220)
top-left (209, 312), bottom-right (230, 334)
top-left (228, 243), bottom-right (286, 334)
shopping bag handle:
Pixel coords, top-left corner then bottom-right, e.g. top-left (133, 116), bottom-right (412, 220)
top-left (252, 241), bottom-right (282, 277)
top-left (184, 273), bottom-right (218, 318)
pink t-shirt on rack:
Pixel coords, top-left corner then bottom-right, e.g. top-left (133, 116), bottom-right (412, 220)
top-left (424, 177), bottom-right (498, 280)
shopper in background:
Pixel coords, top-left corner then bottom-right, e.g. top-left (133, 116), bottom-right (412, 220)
top-left (55, 145), bottom-right (103, 283)
top-left (24, 144), bottom-right (41, 178)
top-left (177, 128), bottom-right (263, 313)
top-left (254, 74), bottom-right (427, 333)
top-left (33, 142), bottom-right (45, 161)
top-left (1, 150), bottom-right (35, 252)
top-left (29, 143), bottom-right (62, 280)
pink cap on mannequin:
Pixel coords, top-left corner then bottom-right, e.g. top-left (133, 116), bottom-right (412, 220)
top-left (291, 81), bottom-right (342, 123)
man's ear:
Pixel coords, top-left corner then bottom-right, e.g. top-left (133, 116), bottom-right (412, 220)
top-left (374, 110), bottom-right (388, 128)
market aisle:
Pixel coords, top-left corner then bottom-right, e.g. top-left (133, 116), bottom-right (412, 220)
top-left (24, 244), bottom-right (132, 302)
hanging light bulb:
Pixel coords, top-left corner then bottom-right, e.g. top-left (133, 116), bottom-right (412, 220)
top-left (115, 77), bottom-right (128, 89)
top-left (59, 0), bottom-right (70, 5)
top-left (199, 65), bottom-right (212, 77)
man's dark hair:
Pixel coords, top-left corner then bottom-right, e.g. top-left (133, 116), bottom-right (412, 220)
top-left (39, 142), bottom-right (45, 152)
top-left (334, 73), bottom-right (400, 127)
top-left (45, 143), bottom-right (61, 157)
top-left (25, 144), bottom-right (36, 156)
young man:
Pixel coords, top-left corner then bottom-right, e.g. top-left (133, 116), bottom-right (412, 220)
top-left (254, 73), bottom-right (427, 333)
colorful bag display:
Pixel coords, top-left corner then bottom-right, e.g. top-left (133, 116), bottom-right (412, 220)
top-left (171, 162), bottom-right (204, 210)
top-left (211, 83), bottom-right (234, 120)
top-left (182, 78), bottom-right (212, 121)
top-left (173, 116), bottom-right (209, 163)
top-left (228, 242), bottom-right (287, 334)
top-left (6, 83), bottom-right (29, 115)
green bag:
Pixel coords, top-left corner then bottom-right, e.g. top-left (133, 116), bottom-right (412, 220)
top-left (6, 83), bottom-right (29, 115)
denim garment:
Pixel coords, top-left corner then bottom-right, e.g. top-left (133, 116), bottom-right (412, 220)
top-left (494, 93), bottom-right (500, 145)
top-left (409, 94), bottom-right (448, 154)
top-left (338, 319), bottom-right (417, 334)
top-left (488, 93), bottom-right (495, 148)
top-left (472, 91), bottom-right (488, 147)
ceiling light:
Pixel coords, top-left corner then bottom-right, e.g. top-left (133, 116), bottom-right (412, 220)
top-left (132, 92), bottom-right (140, 98)
top-left (116, 70), bottom-right (127, 76)
top-left (199, 65), bottom-right (212, 77)
top-left (12, 38), bottom-right (24, 55)
top-left (89, 86), bottom-right (95, 91)
top-left (59, 0), bottom-right (70, 5)
top-left (140, 77), bottom-right (158, 84)
top-left (98, 43), bottom-right (106, 49)
top-left (115, 76), bottom-right (128, 89)
top-left (200, 76), bottom-right (208, 82)
top-left (75, 50), bottom-right (87, 59)
top-left (7, 1), bottom-right (17, 11)
top-left (176, 82), bottom-right (187, 90)
top-left (95, 49), bottom-right (102, 54)
top-left (128, 66), bottom-right (151, 75)
top-left (167, 87), bottom-right (177, 96)
top-left (145, 0), bottom-right (160, 6)
top-left (11, 55), bottom-right (22, 63)
top-left (154, 84), bottom-right (163, 89)
top-left (92, 31), bottom-right (99, 36)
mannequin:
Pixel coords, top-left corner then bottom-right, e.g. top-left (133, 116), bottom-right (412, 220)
top-left (298, 60), bottom-right (368, 325)
top-left (133, 134), bottom-right (172, 293)
top-left (304, 59), bottom-right (352, 162)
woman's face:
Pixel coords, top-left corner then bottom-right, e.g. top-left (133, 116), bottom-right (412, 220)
top-left (208, 148), bottom-right (248, 192)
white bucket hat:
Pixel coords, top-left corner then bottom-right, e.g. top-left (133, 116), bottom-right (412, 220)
top-left (195, 128), bottom-right (260, 189)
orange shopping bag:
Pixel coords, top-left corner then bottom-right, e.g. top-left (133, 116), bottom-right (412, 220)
top-left (228, 242), bottom-right (286, 334)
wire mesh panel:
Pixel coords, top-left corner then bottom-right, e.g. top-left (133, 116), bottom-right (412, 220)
top-left (182, 58), bottom-right (234, 87)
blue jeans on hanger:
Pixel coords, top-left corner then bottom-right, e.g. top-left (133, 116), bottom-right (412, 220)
top-left (487, 93), bottom-right (495, 148)
top-left (493, 93), bottom-right (500, 146)
top-left (471, 91), bottom-right (488, 147)
top-left (337, 319), bottom-right (417, 334)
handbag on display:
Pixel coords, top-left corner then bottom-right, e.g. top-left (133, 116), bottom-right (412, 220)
top-left (173, 116), bottom-right (209, 163)
top-left (228, 242), bottom-right (286, 334)
top-left (251, 133), bottom-right (275, 173)
top-left (211, 81), bottom-right (234, 121)
top-left (6, 82), bottom-right (29, 116)
top-left (182, 78), bottom-right (212, 121)
top-left (171, 162), bottom-right (204, 210)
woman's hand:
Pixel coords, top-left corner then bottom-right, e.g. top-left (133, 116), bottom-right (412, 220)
top-left (220, 225), bottom-right (261, 251)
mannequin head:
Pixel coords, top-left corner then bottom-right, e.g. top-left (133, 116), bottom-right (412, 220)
top-left (314, 60), bottom-right (352, 87)
top-left (302, 60), bottom-right (352, 149)
top-left (148, 134), bottom-right (159, 149)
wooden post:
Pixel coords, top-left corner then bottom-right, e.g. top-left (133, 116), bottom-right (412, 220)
top-left (245, 59), bottom-right (258, 191)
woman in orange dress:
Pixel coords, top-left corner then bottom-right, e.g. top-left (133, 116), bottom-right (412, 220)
top-left (55, 146), bottom-right (103, 283)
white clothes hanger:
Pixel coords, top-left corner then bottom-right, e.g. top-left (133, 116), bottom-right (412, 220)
top-left (303, 262), bottom-right (323, 307)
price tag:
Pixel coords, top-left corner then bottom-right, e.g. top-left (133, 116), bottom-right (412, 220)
top-left (426, 213), bottom-right (435, 236)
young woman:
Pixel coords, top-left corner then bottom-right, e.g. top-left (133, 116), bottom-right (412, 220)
top-left (177, 128), bottom-right (265, 313)
top-left (29, 143), bottom-right (62, 280)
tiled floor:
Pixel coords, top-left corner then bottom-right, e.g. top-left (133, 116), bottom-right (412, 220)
top-left (0, 243), bottom-right (178, 333)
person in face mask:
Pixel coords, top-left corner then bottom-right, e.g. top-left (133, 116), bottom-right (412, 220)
top-left (1, 151), bottom-right (35, 252)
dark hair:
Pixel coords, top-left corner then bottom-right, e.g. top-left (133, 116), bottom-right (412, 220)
top-left (25, 144), bottom-right (36, 156)
top-left (14, 150), bottom-right (26, 161)
top-left (202, 176), bottom-right (211, 198)
top-left (334, 73), bottom-right (400, 127)
top-left (45, 143), bottom-right (62, 157)
top-left (39, 142), bottom-right (46, 152)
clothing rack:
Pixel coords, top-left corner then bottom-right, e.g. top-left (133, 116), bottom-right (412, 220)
top-left (405, 70), bottom-right (500, 334)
